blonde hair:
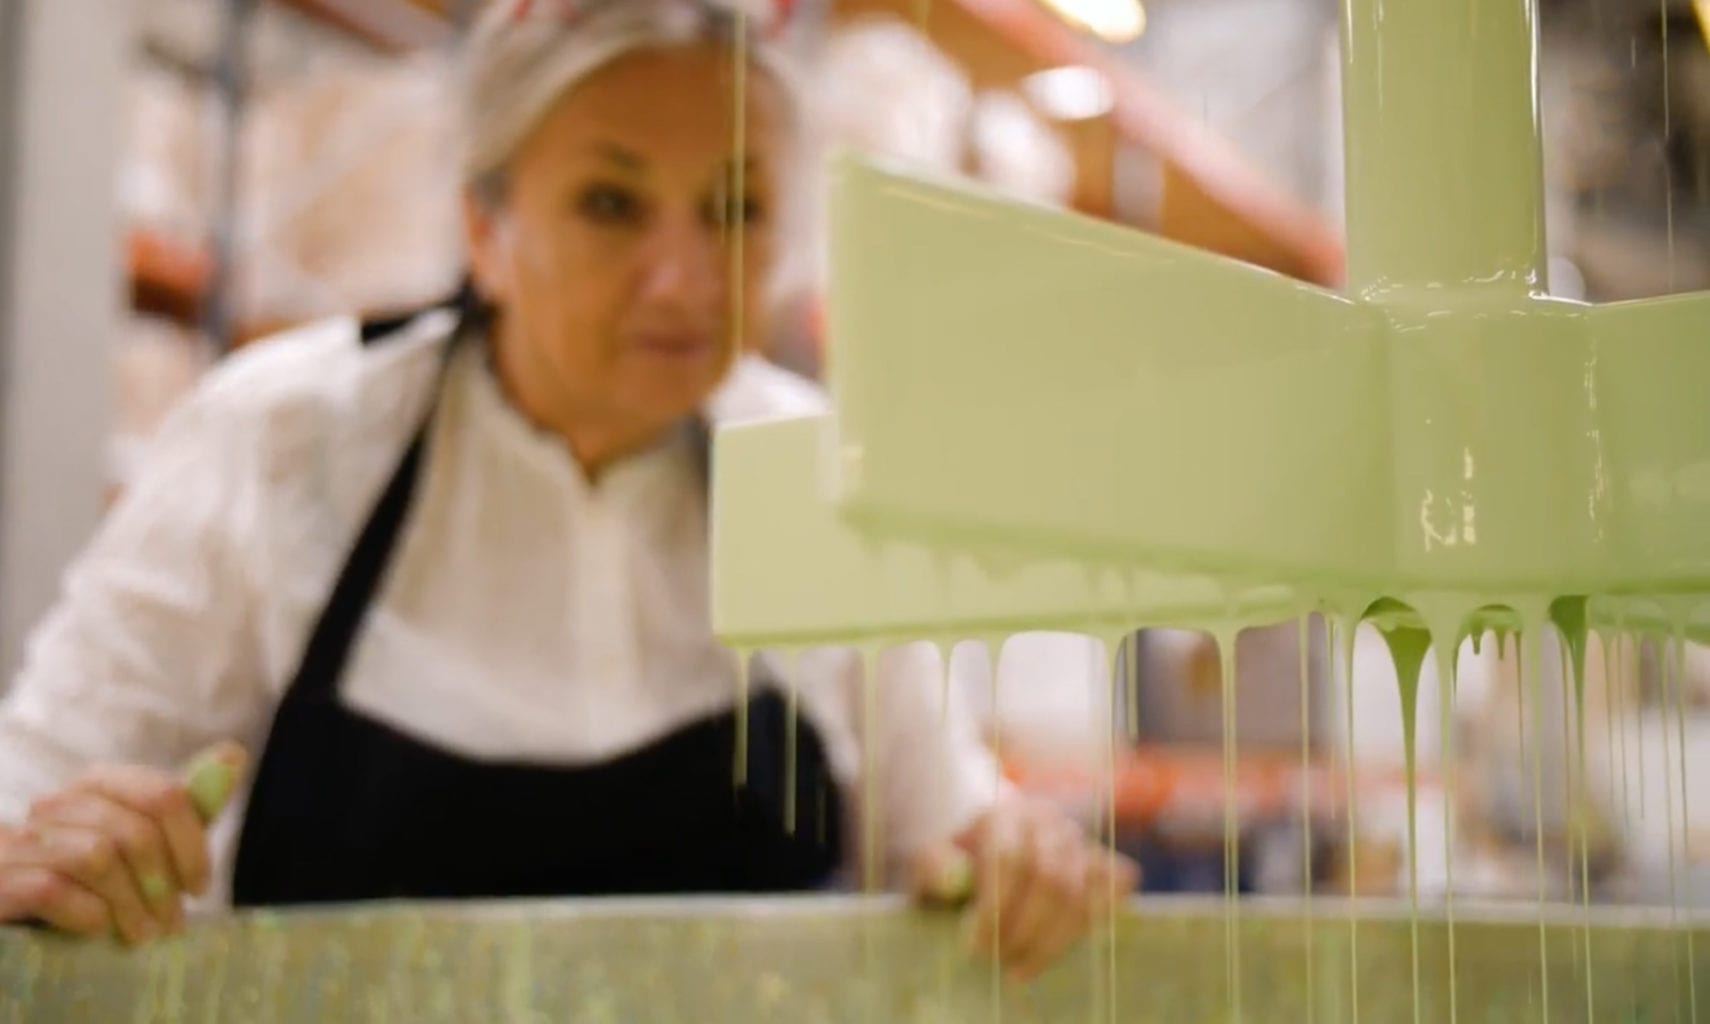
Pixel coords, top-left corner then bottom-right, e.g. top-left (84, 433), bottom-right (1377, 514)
top-left (460, 0), bottom-right (804, 200)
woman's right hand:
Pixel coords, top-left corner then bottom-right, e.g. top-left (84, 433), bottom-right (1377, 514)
top-left (0, 743), bottom-right (246, 945)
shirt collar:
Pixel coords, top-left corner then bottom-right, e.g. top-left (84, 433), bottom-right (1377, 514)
top-left (454, 342), bottom-right (697, 514)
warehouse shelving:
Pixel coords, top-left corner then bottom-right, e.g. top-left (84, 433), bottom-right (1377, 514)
top-left (130, 0), bottom-right (1345, 340)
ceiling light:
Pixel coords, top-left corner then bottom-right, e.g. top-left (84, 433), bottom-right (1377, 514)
top-left (1036, 0), bottom-right (1146, 44)
top-left (1023, 66), bottom-right (1115, 121)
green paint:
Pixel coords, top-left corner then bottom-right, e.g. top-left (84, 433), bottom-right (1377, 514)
top-left (783, 651), bottom-right (798, 837)
top-left (1369, 605), bottom-right (1430, 1024)
top-left (859, 644), bottom-right (881, 900)
top-left (1664, 628), bottom-right (1699, 1020)
top-left (1339, 616), bottom-right (1362, 1024)
top-left (733, 0), bottom-right (1709, 627)
top-left (1549, 599), bottom-right (1590, 698)
top-left (1341, 0), bottom-right (1548, 295)
top-left (765, 169), bottom-right (1710, 622)
top-left (1121, 629), bottom-right (1139, 745)
top-left (1568, 648), bottom-right (1595, 1022)
top-left (689, 0), bottom-right (1710, 1019)
top-left (1097, 630), bottom-right (1124, 1024)
top-left (978, 637), bottom-right (1002, 1024)
top-left (182, 748), bottom-right (241, 824)
top-left (924, 853), bottom-right (973, 908)
top-left (1414, 599), bottom-right (1467, 1024)
top-left (1216, 624), bottom-right (1243, 1023)
top-left (1669, 624), bottom-right (1700, 1022)
top-left (1548, 598), bottom-right (1596, 1023)
top-left (726, 7), bottom-right (750, 802)
top-left (1604, 632), bottom-right (1626, 833)
top-left (1521, 622), bottom-right (1552, 1024)
top-left (141, 874), bottom-right (173, 904)
top-left (1298, 614), bottom-right (1317, 1024)
top-left (1636, 634), bottom-right (1649, 825)
top-left (1512, 629), bottom-right (1529, 795)
top-left (935, 639), bottom-right (952, 732)
top-left (6, 898), bottom-right (1709, 1021)
top-left (733, 649), bottom-right (750, 790)
top-left (1661, 637), bottom-right (1687, 1002)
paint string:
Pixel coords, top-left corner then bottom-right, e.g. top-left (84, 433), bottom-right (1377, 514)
top-left (859, 643), bottom-right (884, 1024)
top-left (1636, 635), bottom-right (1648, 823)
top-left (1671, 627), bottom-right (1699, 1021)
top-left (1524, 627), bottom-right (1551, 1023)
top-left (734, 648), bottom-right (751, 788)
top-left (1562, 625), bottom-right (1596, 1023)
top-left (940, 639), bottom-right (955, 731)
top-left (989, 639), bottom-right (1004, 1024)
top-left (1102, 632), bottom-right (1125, 1024)
top-left (862, 645), bottom-right (883, 897)
top-left (1662, 5), bottom-right (1677, 287)
top-left (1377, 622), bottom-right (1429, 1024)
top-left (1299, 614), bottom-right (1316, 1024)
top-left (1125, 629), bottom-right (1141, 744)
top-left (1087, 657), bottom-right (1108, 1024)
top-left (1438, 626), bottom-right (1460, 1024)
top-left (728, 21), bottom-right (749, 790)
top-left (1559, 633), bottom-right (1576, 897)
top-left (1515, 632), bottom-right (1529, 810)
top-left (1218, 624), bottom-right (1243, 1023)
top-left (927, 639), bottom-right (955, 1024)
top-left (1662, 637), bottom-right (1684, 1003)
top-left (1340, 617), bottom-right (1361, 1024)
top-left (1554, 632), bottom-right (1584, 1007)
top-left (778, 657), bottom-right (797, 841)
top-left (1608, 631), bottom-right (1629, 831)
top-left (729, 11), bottom-right (748, 349)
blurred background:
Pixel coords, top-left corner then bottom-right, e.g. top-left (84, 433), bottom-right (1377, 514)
top-left (1, 0), bottom-right (1706, 907)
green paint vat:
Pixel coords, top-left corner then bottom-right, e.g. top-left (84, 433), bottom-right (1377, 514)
top-left (3, 898), bottom-right (1706, 1022)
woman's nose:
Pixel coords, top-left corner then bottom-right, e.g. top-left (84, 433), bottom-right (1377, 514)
top-left (636, 221), bottom-right (724, 309)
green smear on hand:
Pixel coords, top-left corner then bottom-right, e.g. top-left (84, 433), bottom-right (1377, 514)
top-left (184, 751), bottom-right (238, 824)
top-left (926, 853), bottom-right (974, 907)
top-left (139, 873), bottom-right (172, 903)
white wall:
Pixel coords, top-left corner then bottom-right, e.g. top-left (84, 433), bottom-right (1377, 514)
top-left (1126, 0), bottom-right (1340, 214)
top-left (0, 0), bottom-right (127, 679)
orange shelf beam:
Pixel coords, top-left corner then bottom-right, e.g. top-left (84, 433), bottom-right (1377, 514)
top-left (1006, 744), bottom-right (1437, 831)
top-left (128, 229), bottom-right (210, 325)
top-left (948, 0), bottom-right (1345, 286)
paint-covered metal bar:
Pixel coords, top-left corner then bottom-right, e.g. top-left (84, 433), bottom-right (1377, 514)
top-left (1338, 0), bottom-right (1550, 295)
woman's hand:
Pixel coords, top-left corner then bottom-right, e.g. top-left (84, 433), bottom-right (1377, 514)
top-left (912, 798), bottom-right (1139, 983)
top-left (0, 743), bottom-right (246, 945)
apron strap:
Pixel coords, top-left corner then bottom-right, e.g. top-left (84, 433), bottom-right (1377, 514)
top-left (286, 290), bottom-right (718, 704)
top-left (287, 415), bottom-right (429, 703)
top-left (284, 295), bottom-right (469, 702)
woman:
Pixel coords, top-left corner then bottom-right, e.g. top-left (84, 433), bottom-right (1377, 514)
top-left (0, 0), bottom-right (1133, 982)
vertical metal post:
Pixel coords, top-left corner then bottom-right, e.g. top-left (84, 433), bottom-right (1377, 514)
top-left (1338, 0), bottom-right (1550, 296)
top-left (202, 0), bottom-right (258, 351)
top-left (0, 0), bottom-right (127, 679)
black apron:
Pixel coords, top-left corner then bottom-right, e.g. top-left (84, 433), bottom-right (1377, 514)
top-left (230, 307), bottom-right (842, 906)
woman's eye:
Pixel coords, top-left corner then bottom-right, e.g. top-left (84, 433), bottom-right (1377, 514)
top-left (704, 194), bottom-right (766, 229)
top-left (578, 184), bottom-right (642, 225)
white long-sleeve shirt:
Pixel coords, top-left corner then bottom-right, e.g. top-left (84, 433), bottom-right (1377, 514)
top-left (0, 309), bottom-right (1003, 905)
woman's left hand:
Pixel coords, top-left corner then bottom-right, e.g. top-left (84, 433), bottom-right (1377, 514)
top-left (912, 799), bottom-right (1139, 983)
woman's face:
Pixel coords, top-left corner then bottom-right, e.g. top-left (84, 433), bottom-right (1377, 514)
top-left (467, 44), bottom-right (786, 445)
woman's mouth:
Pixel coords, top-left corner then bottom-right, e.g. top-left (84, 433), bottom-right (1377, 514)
top-left (632, 332), bottom-right (716, 361)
